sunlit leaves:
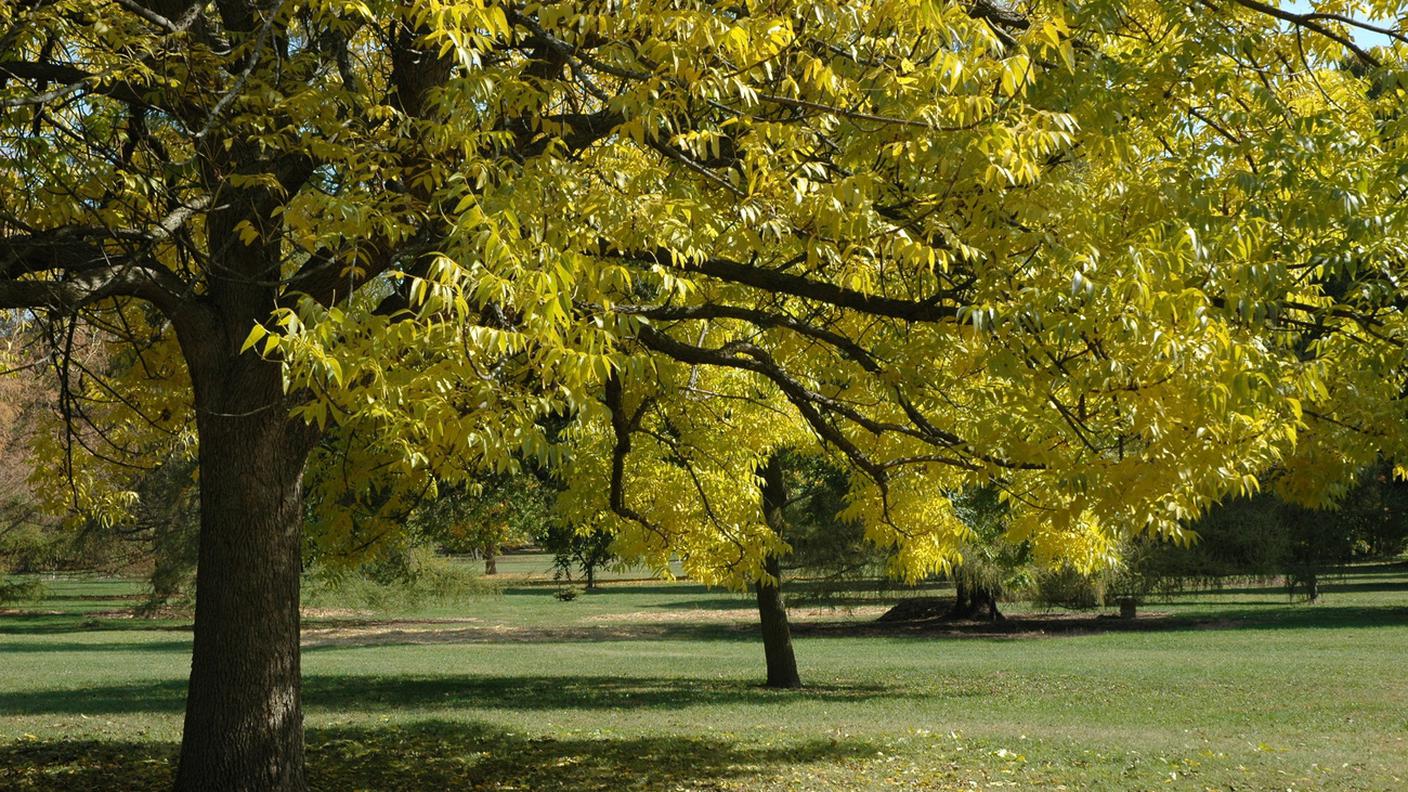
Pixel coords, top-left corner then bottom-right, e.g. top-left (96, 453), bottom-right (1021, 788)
top-left (6, 0), bottom-right (1408, 585)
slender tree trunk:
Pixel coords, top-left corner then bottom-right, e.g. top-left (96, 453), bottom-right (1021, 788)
top-left (174, 353), bottom-right (313, 792)
top-left (483, 543), bottom-right (497, 575)
top-left (755, 553), bottom-right (801, 688)
top-left (584, 561), bottom-right (595, 591)
top-left (755, 455), bottom-right (801, 689)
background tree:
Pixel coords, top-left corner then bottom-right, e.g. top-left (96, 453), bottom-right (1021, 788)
top-left (1127, 464), bottom-right (1408, 602)
top-left (945, 487), bottom-right (1029, 622)
top-left (542, 521), bottom-right (616, 591)
top-left (0, 340), bottom-right (62, 602)
top-left (410, 473), bottom-right (549, 575)
top-left (0, 328), bottom-right (200, 604)
top-left (776, 451), bottom-right (883, 586)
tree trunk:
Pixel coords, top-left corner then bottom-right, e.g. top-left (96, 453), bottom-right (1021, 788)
top-left (755, 455), bottom-right (801, 689)
top-left (949, 578), bottom-right (974, 619)
top-left (584, 561), bottom-right (596, 591)
top-left (755, 553), bottom-right (802, 688)
top-left (483, 543), bottom-right (497, 575)
top-left (947, 577), bottom-right (1003, 622)
top-left (174, 354), bottom-right (313, 792)
top-left (1119, 597), bottom-right (1138, 619)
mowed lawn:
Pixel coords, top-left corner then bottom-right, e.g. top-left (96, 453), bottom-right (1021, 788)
top-left (1, 558), bottom-right (1406, 791)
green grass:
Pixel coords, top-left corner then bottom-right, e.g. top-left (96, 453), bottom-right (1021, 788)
top-left (2, 561), bottom-right (1407, 790)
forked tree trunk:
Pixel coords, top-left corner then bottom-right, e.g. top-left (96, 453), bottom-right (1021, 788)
top-left (174, 353), bottom-right (313, 792)
top-left (755, 456), bottom-right (801, 689)
top-left (947, 577), bottom-right (1003, 622)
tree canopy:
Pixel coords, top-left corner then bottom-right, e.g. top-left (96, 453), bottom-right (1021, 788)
top-left (2, 1), bottom-right (1407, 789)
top-left (533, 0), bottom-right (1408, 585)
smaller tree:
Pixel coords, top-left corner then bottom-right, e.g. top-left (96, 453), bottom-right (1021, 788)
top-left (410, 473), bottom-right (550, 575)
top-left (1334, 464), bottom-right (1408, 560)
top-left (945, 488), bottom-right (1030, 622)
top-left (125, 454), bottom-right (201, 612)
top-left (1122, 465), bottom-right (1407, 603)
top-left (876, 487), bottom-right (1034, 623)
top-left (540, 522), bottom-right (615, 592)
top-left (777, 452), bottom-right (881, 589)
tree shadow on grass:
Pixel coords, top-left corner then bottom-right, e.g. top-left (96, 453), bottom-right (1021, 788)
top-left (8, 601), bottom-right (1407, 660)
top-left (0, 720), bottom-right (880, 791)
top-left (302, 620), bottom-right (767, 648)
top-left (0, 613), bottom-right (191, 637)
top-left (835, 603), bottom-right (1408, 640)
top-left (0, 639), bottom-right (191, 654)
top-left (303, 674), bottom-right (899, 713)
top-left (308, 719), bottom-right (879, 791)
top-left (1182, 604), bottom-right (1408, 631)
top-left (0, 673), bottom-right (900, 718)
top-left (0, 737), bottom-right (173, 792)
top-left (618, 595), bottom-right (907, 611)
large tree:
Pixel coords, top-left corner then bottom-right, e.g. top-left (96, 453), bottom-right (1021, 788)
top-left (3, 1), bottom-right (1406, 790)
top-left (0, 3), bottom-right (555, 789)
top-left (545, 0), bottom-right (1407, 681)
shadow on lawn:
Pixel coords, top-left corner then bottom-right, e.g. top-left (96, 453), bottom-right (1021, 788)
top-left (1183, 604), bottom-right (1408, 631)
top-left (0, 638), bottom-right (191, 655)
top-left (0, 719), bottom-right (879, 791)
top-left (0, 673), bottom-right (899, 718)
top-left (798, 603), bottom-right (1408, 640)
top-left (0, 613), bottom-right (190, 637)
top-left (7, 602), bottom-right (1408, 655)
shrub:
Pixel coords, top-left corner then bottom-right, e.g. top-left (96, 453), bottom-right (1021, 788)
top-left (304, 548), bottom-right (496, 612)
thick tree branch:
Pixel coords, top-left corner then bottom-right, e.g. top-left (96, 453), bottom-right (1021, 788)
top-left (603, 372), bottom-right (667, 537)
top-left (616, 301), bottom-right (883, 373)
top-left (0, 264), bottom-right (184, 312)
top-left (610, 250), bottom-right (960, 323)
top-left (634, 323), bottom-right (1041, 473)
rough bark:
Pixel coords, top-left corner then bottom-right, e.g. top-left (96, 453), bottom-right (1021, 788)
top-left (173, 329), bottom-right (314, 792)
top-left (755, 455), bottom-right (802, 689)
top-left (483, 543), bottom-right (498, 575)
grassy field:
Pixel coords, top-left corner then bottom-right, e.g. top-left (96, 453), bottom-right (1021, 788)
top-left (1, 558), bottom-right (1406, 791)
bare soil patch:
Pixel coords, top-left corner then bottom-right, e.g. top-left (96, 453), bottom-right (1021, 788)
top-left (301, 607), bottom-right (379, 620)
top-left (579, 606), bottom-right (891, 624)
top-left (301, 621), bottom-right (757, 648)
top-left (298, 601), bottom-right (1212, 648)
